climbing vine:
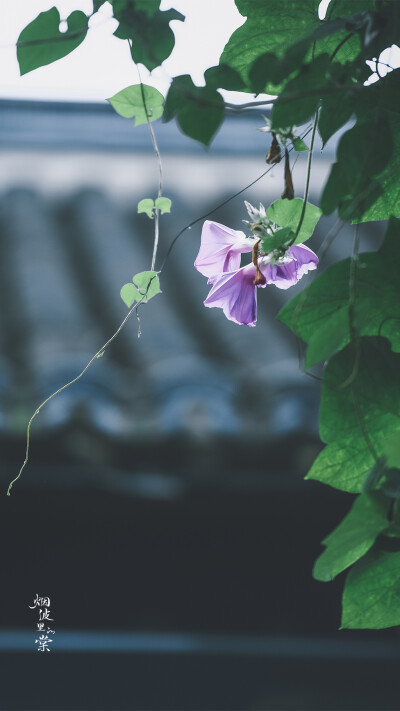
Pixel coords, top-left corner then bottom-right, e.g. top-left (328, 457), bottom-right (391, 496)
top-left (8, 0), bottom-right (400, 630)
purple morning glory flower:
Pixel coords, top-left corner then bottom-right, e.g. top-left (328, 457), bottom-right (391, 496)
top-left (204, 261), bottom-right (266, 327)
top-left (194, 220), bottom-right (256, 279)
top-left (263, 244), bottom-right (318, 290)
top-left (195, 220), bottom-right (318, 326)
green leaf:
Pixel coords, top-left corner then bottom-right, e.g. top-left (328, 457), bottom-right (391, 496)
top-left (321, 118), bottom-right (393, 220)
top-left (113, 0), bottom-right (184, 72)
top-left (249, 53), bottom-right (283, 94)
top-left (362, 457), bottom-right (388, 494)
top-left (163, 75), bottom-right (225, 146)
top-left (305, 337), bottom-right (400, 493)
top-left (132, 271), bottom-right (161, 302)
top-left (93, 0), bottom-right (106, 12)
top-left (292, 137), bottom-right (309, 152)
top-left (382, 432), bottom-right (400, 469)
top-left (154, 197), bottom-right (172, 214)
top-left (120, 271), bottom-right (161, 308)
top-left (204, 64), bottom-right (245, 91)
top-left (137, 199), bottom-right (155, 218)
top-left (341, 549), bottom-right (400, 629)
top-left (278, 217), bottom-right (400, 368)
top-left (120, 0), bottom-right (160, 17)
top-left (107, 85), bottom-right (164, 125)
top-left (266, 198), bottom-right (321, 244)
top-left (350, 71), bottom-right (400, 222)
top-left (318, 94), bottom-right (355, 146)
top-left (220, 0), bottom-right (320, 93)
top-left (320, 338), bottom-right (400, 445)
top-left (306, 437), bottom-right (376, 493)
top-left (262, 227), bottom-right (295, 254)
top-left (120, 282), bottom-right (142, 307)
top-left (313, 494), bottom-right (389, 582)
top-left (356, 116), bottom-right (400, 222)
top-left (271, 54), bottom-right (331, 130)
top-left (315, 1), bottom-right (373, 65)
top-left (17, 8), bottom-right (88, 75)
top-left (248, 9), bottom-right (370, 96)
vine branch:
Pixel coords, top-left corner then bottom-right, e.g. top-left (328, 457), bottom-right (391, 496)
top-left (6, 287), bottom-right (153, 496)
top-left (133, 55), bottom-right (163, 271)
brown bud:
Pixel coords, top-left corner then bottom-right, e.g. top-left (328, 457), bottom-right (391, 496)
top-left (266, 132), bottom-right (281, 164)
top-left (281, 147), bottom-right (294, 200)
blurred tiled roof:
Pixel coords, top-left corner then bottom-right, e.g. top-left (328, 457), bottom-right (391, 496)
top-left (0, 100), bottom-right (384, 491)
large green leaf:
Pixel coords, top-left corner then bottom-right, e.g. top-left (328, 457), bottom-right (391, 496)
top-left (266, 198), bottom-right (321, 244)
top-left (321, 118), bottom-right (393, 220)
top-left (163, 75), bottom-right (225, 146)
top-left (320, 337), bottom-right (400, 444)
top-left (220, 0), bottom-right (320, 92)
top-left (278, 218), bottom-right (400, 368)
top-left (306, 337), bottom-right (400, 493)
top-left (382, 432), bottom-right (400, 470)
top-left (306, 437), bottom-right (376, 493)
top-left (320, 70), bottom-right (400, 221)
top-left (351, 71), bottom-right (400, 222)
top-left (313, 494), bottom-right (389, 582)
top-left (316, 0), bottom-right (375, 65)
top-left (107, 84), bottom-right (164, 125)
top-left (357, 118), bottom-right (400, 222)
top-left (204, 64), bottom-right (245, 91)
top-left (17, 8), bottom-right (88, 75)
top-left (113, 0), bottom-right (184, 72)
top-left (318, 93), bottom-right (355, 146)
top-left (341, 549), bottom-right (400, 629)
top-left (271, 55), bottom-right (332, 130)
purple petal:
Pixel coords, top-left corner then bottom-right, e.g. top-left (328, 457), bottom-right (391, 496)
top-left (263, 243), bottom-right (318, 290)
top-left (194, 220), bottom-right (254, 279)
top-left (288, 243), bottom-right (319, 275)
top-left (203, 262), bottom-right (261, 326)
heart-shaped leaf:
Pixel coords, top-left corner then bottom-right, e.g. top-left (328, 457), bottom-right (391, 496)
top-left (108, 85), bottom-right (164, 126)
top-left (138, 199), bottom-right (155, 218)
top-left (154, 197), bottom-right (172, 214)
top-left (120, 283), bottom-right (142, 308)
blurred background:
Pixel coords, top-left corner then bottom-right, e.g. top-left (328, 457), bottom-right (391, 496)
top-left (0, 96), bottom-right (399, 711)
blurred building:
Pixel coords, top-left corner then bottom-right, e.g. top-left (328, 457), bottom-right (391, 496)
top-left (0, 99), bottom-right (397, 711)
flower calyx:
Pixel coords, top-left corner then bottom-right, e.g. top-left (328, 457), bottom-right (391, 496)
top-left (243, 201), bottom-right (274, 239)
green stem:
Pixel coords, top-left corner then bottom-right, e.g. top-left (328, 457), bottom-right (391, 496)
top-left (132, 50), bottom-right (163, 272)
top-left (289, 107), bottom-right (319, 246)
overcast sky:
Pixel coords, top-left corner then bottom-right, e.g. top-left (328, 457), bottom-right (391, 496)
top-left (0, 0), bottom-right (246, 101)
top-left (0, 0), bottom-right (397, 103)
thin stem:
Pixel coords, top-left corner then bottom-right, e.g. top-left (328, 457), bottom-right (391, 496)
top-left (289, 108), bottom-right (319, 246)
top-left (185, 84), bottom-right (363, 114)
top-left (133, 53), bottom-right (163, 272)
top-left (7, 287), bottom-right (153, 495)
top-left (148, 118), bottom-right (162, 271)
